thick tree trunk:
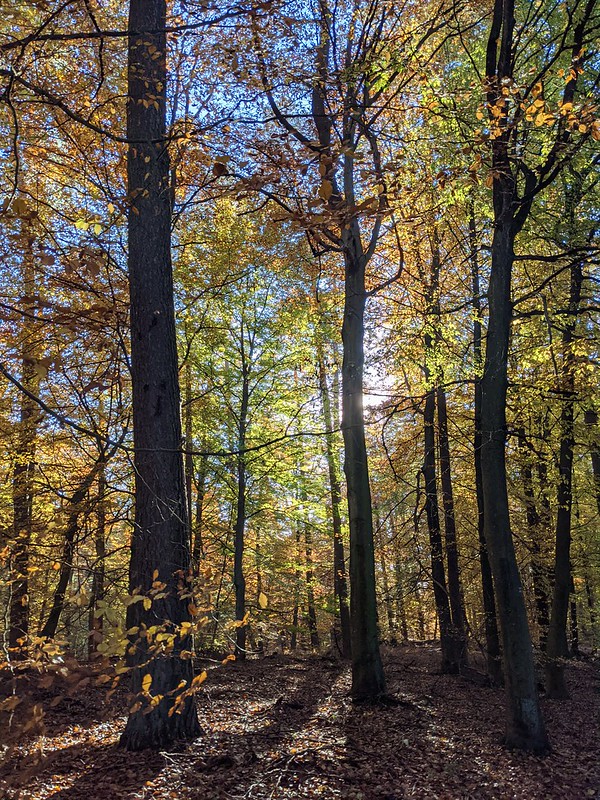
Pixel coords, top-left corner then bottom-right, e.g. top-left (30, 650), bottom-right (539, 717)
top-left (317, 351), bottom-right (351, 658)
top-left (120, 0), bottom-right (200, 749)
top-left (480, 218), bottom-right (547, 751)
top-left (436, 384), bottom-right (468, 665)
top-left (546, 258), bottom-right (583, 697)
top-left (480, 0), bottom-right (548, 752)
top-left (341, 233), bottom-right (385, 700)
top-left (469, 196), bottom-right (502, 685)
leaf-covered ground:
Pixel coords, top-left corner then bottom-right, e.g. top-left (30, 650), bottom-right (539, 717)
top-left (1, 644), bottom-right (598, 799)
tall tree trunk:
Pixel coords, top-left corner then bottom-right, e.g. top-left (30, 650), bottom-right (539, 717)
top-left (9, 220), bottom-right (40, 656)
top-left (341, 232), bottom-right (386, 700)
top-left (317, 350), bottom-right (351, 658)
top-left (233, 342), bottom-right (250, 660)
top-left (376, 519), bottom-right (395, 637)
top-left (290, 526), bottom-right (301, 651)
top-left (421, 236), bottom-right (462, 673)
top-left (436, 384), bottom-right (468, 664)
top-left (89, 468), bottom-right (106, 660)
top-left (423, 383), bottom-right (460, 673)
top-left (546, 256), bottom-right (583, 697)
top-left (184, 365), bottom-right (195, 535)
top-left (516, 429), bottom-right (550, 647)
top-left (120, 0), bottom-right (200, 749)
top-left (193, 459), bottom-right (207, 566)
top-left (305, 523), bottom-right (320, 651)
top-left (480, 0), bottom-right (548, 752)
top-left (469, 195), bottom-right (502, 685)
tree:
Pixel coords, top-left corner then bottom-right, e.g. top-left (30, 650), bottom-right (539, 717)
top-left (119, 0), bottom-right (200, 750)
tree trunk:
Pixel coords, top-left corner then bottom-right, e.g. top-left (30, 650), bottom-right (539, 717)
top-left (305, 523), bottom-right (320, 651)
top-left (193, 458), bottom-right (207, 566)
top-left (341, 232), bottom-right (386, 700)
top-left (480, 217), bottom-right (547, 751)
top-left (469, 195), bottom-right (502, 686)
top-left (479, 0), bottom-right (548, 752)
top-left (376, 518), bottom-right (395, 637)
top-left (423, 383), bottom-right (460, 673)
top-left (120, 0), bottom-right (200, 749)
top-left (546, 256), bottom-right (583, 697)
top-left (41, 464), bottom-right (102, 639)
top-left (317, 351), bottom-right (351, 658)
top-left (290, 526), bottom-right (301, 651)
top-left (584, 409), bottom-right (600, 517)
top-left (233, 338), bottom-right (250, 660)
top-left (9, 221), bottom-right (40, 656)
top-left (89, 468), bottom-right (106, 660)
top-left (436, 384), bottom-right (468, 665)
top-left (516, 429), bottom-right (550, 648)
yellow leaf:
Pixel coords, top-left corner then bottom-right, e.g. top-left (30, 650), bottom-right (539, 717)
top-left (142, 673), bottom-right (152, 693)
top-left (143, 597), bottom-right (152, 610)
top-left (318, 179), bottom-right (333, 201)
top-left (191, 670), bottom-right (207, 689)
top-left (258, 591), bottom-right (268, 609)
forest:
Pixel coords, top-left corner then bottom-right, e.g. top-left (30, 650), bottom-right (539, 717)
top-left (0, 0), bottom-right (599, 797)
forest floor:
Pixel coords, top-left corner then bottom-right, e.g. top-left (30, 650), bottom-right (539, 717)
top-left (0, 643), bottom-right (598, 800)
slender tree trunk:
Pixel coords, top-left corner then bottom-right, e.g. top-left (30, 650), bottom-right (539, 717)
top-left (423, 383), bottom-right (460, 673)
top-left (546, 257), bottom-right (583, 697)
top-left (377, 521), bottom-right (395, 637)
top-left (41, 464), bottom-right (103, 639)
top-left (120, 0), bottom-right (200, 749)
top-left (233, 345), bottom-right (250, 660)
top-left (305, 523), bottom-right (320, 651)
top-left (89, 468), bottom-right (106, 660)
top-left (469, 196), bottom-right (502, 685)
top-left (584, 409), bottom-right (600, 517)
top-left (317, 350), bottom-right (351, 658)
top-left (193, 459), bottom-right (207, 566)
top-left (341, 233), bottom-right (385, 700)
top-left (436, 384), bottom-right (468, 665)
top-left (393, 546), bottom-right (409, 641)
top-left (569, 572), bottom-right (579, 657)
top-left (516, 429), bottom-right (550, 647)
top-left (290, 527), bottom-right (301, 651)
top-left (9, 219), bottom-right (40, 656)
top-left (184, 365), bottom-right (195, 535)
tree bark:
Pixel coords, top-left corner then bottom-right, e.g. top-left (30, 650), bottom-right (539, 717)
top-left (516, 429), bottom-right (550, 648)
top-left (120, 0), bottom-right (200, 749)
top-left (479, 0), bottom-right (548, 752)
top-left (89, 468), bottom-right (106, 660)
top-left (436, 384), bottom-right (468, 664)
top-left (423, 383), bottom-right (460, 673)
top-left (233, 326), bottom-right (250, 660)
top-left (317, 350), bottom-right (351, 658)
top-left (9, 220), bottom-right (40, 656)
top-left (342, 231), bottom-right (386, 700)
top-left (305, 522), bottom-right (320, 651)
top-left (546, 255), bottom-right (583, 697)
top-left (41, 461), bottom-right (105, 640)
top-left (469, 195), bottom-right (502, 685)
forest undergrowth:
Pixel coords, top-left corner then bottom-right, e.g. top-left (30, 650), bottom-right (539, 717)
top-left (1, 643), bottom-right (598, 800)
